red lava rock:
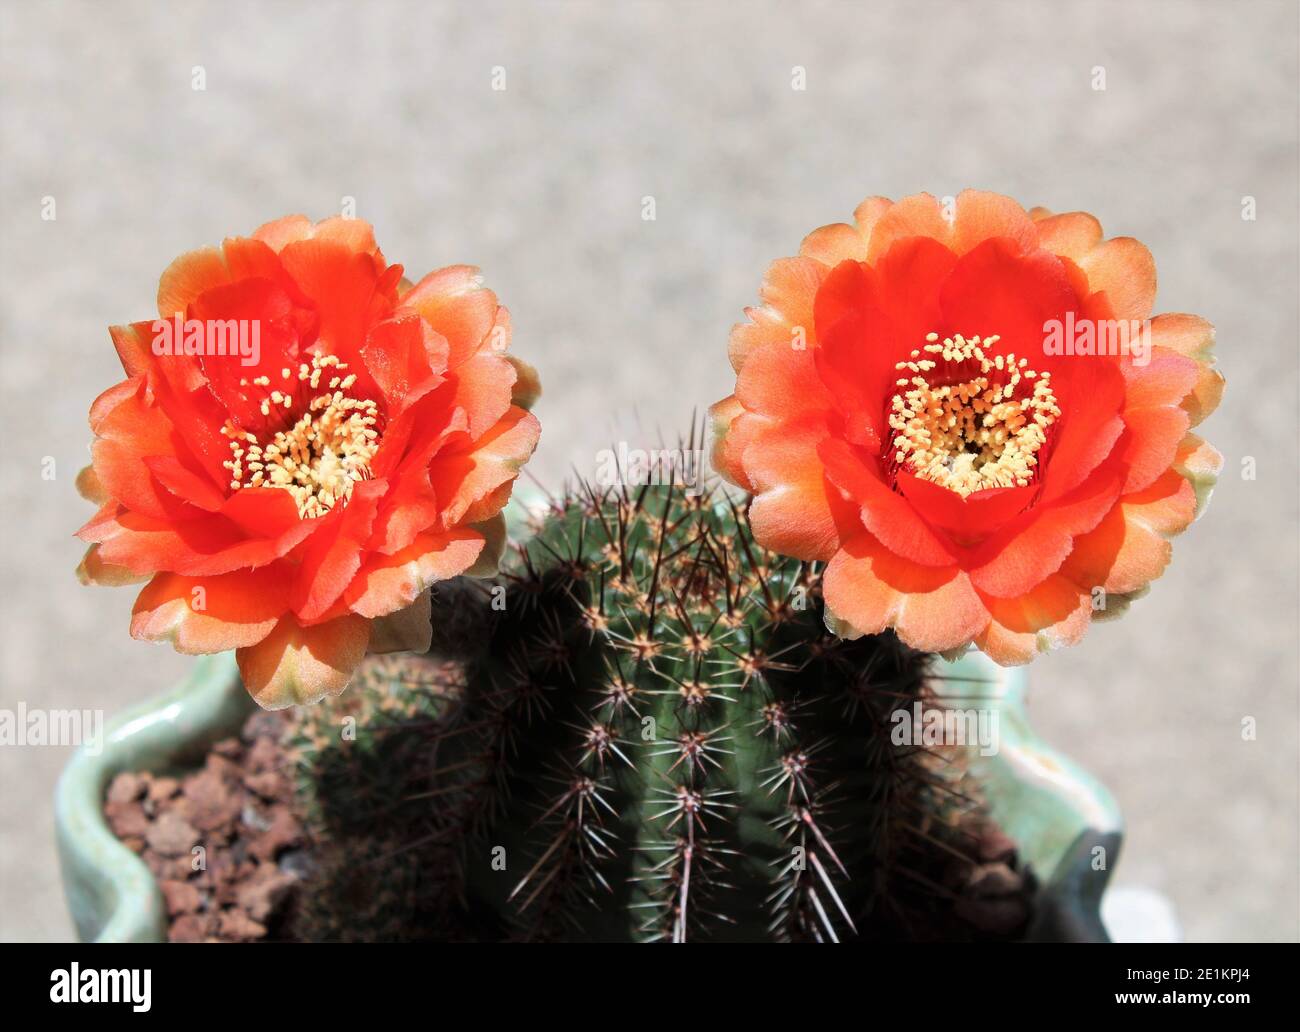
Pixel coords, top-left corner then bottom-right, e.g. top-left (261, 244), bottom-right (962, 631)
top-left (244, 737), bottom-right (281, 775)
top-left (249, 808), bottom-right (302, 861)
top-left (104, 801), bottom-right (150, 839)
top-left (237, 865), bottom-right (298, 922)
top-left (159, 879), bottom-right (203, 916)
top-left (211, 738), bottom-right (244, 760)
top-left (147, 776), bottom-right (181, 804)
top-left (106, 772), bottom-right (145, 805)
top-left (217, 908), bottom-right (267, 941)
top-left (243, 770), bottom-right (287, 801)
top-left (183, 769), bottom-right (242, 833)
top-left (146, 811), bottom-right (200, 858)
top-left (170, 913), bottom-right (214, 943)
top-left (215, 861), bottom-right (259, 907)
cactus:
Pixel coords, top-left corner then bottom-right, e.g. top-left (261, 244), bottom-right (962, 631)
top-left (289, 455), bottom-right (1031, 942)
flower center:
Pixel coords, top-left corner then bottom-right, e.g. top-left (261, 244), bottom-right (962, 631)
top-left (887, 332), bottom-right (1060, 498)
top-left (222, 354), bottom-right (380, 519)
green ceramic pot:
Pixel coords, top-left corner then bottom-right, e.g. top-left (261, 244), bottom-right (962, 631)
top-left (55, 645), bottom-right (1121, 943)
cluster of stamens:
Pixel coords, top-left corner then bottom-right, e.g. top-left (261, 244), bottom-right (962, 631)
top-left (221, 353), bottom-right (381, 519)
top-left (888, 332), bottom-right (1060, 497)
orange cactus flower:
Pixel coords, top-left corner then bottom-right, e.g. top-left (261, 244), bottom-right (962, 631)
top-left (77, 216), bottom-right (540, 706)
top-left (711, 190), bottom-right (1223, 664)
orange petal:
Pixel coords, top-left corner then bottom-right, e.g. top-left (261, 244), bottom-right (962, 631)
top-left (974, 574), bottom-right (1092, 665)
top-left (728, 257), bottom-right (828, 372)
top-left (733, 327), bottom-right (830, 423)
top-left (851, 196), bottom-right (894, 248)
top-left (1122, 346), bottom-right (1200, 411)
top-left (399, 265), bottom-right (500, 369)
top-left (236, 612), bottom-right (371, 709)
top-left (1117, 405), bottom-right (1190, 494)
top-left (1032, 211), bottom-right (1104, 263)
top-left (708, 394), bottom-right (759, 491)
top-left (822, 534), bottom-right (986, 652)
top-left (156, 247), bottom-right (228, 320)
top-left (1148, 313), bottom-right (1223, 427)
top-left (1059, 475), bottom-right (1193, 598)
top-left (967, 464), bottom-right (1124, 598)
top-left (131, 566), bottom-right (289, 654)
top-left (1173, 433), bottom-right (1223, 518)
top-left (798, 222), bottom-right (869, 266)
top-left (76, 465), bottom-right (107, 505)
top-left (746, 417), bottom-right (847, 562)
top-left (949, 189), bottom-right (1038, 256)
top-left (1077, 237), bottom-right (1157, 322)
top-left (344, 528), bottom-right (489, 618)
top-left (251, 215), bottom-right (380, 257)
top-left (76, 544), bottom-right (150, 587)
top-left (865, 193), bottom-right (953, 262)
top-left (429, 406), bottom-right (540, 528)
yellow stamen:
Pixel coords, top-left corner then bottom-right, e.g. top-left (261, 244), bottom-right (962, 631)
top-left (888, 333), bottom-right (1059, 498)
top-left (223, 353), bottom-right (380, 519)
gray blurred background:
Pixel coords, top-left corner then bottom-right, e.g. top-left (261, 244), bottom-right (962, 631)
top-left (1, 0), bottom-right (1296, 942)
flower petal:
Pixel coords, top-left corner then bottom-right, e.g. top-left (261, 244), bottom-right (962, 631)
top-left (131, 566), bottom-right (289, 654)
top-left (367, 589), bottom-right (433, 654)
top-left (344, 528), bottom-right (489, 618)
top-left (236, 612), bottom-right (371, 709)
top-left (822, 534), bottom-right (986, 652)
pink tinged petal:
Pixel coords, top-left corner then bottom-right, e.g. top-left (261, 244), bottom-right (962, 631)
top-left (344, 528), bottom-right (489, 619)
top-left (251, 215), bottom-right (313, 253)
top-left (76, 465), bottom-right (107, 505)
top-left (707, 395), bottom-right (760, 492)
top-left (822, 534), bottom-right (987, 653)
top-left (399, 265), bottom-right (500, 368)
top-left (1077, 237), bottom-right (1157, 323)
top-left (156, 247), bottom-right (228, 321)
top-left (1148, 313), bottom-right (1223, 427)
top-left (449, 350), bottom-right (517, 440)
top-left (745, 417), bottom-right (847, 563)
top-left (1032, 211), bottom-right (1104, 263)
top-left (728, 257), bottom-right (829, 373)
top-left (973, 575), bottom-right (1093, 666)
top-left (948, 189), bottom-right (1038, 256)
top-left (1173, 433), bottom-right (1223, 519)
top-left (798, 222), bottom-right (869, 266)
top-left (236, 613), bottom-right (371, 709)
top-left (131, 566), bottom-right (289, 654)
top-left (76, 544), bottom-right (150, 587)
